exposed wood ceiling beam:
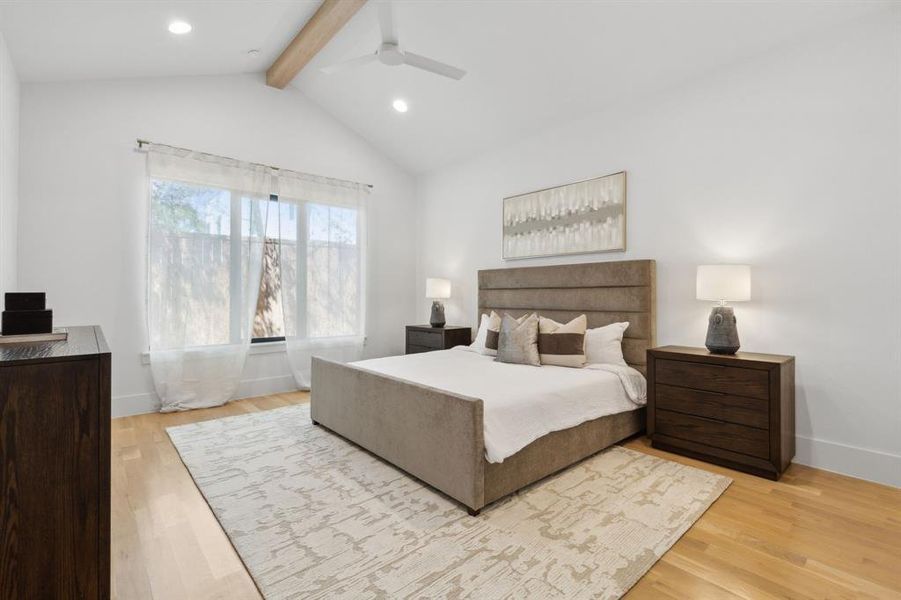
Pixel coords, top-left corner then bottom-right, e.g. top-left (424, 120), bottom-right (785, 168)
top-left (267, 0), bottom-right (367, 89)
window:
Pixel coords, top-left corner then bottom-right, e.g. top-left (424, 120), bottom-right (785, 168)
top-left (149, 179), bottom-right (241, 348)
top-left (271, 196), bottom-right (364, 341)
top-left (149, 181), bottom-right (364, 348)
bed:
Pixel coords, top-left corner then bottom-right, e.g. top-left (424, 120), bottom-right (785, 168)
top-left (311, 259), bottom-right (656, 514)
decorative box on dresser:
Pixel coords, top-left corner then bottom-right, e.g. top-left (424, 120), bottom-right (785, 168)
top-left (647, 345), bottom-right (795, 480)
top-left (405, 325), bottom-right (471, 354)
top-left (0, 326), bottom-right (111, 599)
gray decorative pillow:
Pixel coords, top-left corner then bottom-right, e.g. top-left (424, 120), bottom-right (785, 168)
top-left (486, 311), bottom-right (530, 353)
top-left (495, 313), bottom-right (540, 366)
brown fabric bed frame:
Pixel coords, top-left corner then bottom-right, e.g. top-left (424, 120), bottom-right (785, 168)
top-left (311, 259), bottom-right (656, 514)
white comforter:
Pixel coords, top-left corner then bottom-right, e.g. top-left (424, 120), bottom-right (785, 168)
top-left (350, 347), bottom-right (647, 463)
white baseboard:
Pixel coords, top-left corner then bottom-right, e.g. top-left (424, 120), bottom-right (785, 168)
top-left (795, 435), bottom-right (901, 488)
top-left (112, 374), bottom-right (300, 418)
top-left (112, 392), bottom-right (160, 418)
top-left (235, 374), bottom-right (299, 400)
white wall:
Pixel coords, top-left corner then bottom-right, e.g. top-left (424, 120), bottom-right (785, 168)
top-left (0, 31), bottom-right (18, 296)
top-left (18, 73), bottom-right (418, 416)
top-left (416, 13), bottom-right (901, 486)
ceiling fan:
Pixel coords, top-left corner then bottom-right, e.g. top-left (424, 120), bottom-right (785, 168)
top-left (320, 1), bottom-right (466, 80)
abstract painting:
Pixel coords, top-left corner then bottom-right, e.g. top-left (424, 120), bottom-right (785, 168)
top-left (502, 171), bottom-right (626, 259)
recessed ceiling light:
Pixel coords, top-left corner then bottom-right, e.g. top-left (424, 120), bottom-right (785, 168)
top-left (392, 99), bottom-right (408, 113)
top-left (168, 21), bottom-right (192, 35)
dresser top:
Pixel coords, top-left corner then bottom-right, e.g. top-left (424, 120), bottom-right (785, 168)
top-left (650, 345), bottom-right (794, 366)
top-left (0, 325), bottom-right (109, 365)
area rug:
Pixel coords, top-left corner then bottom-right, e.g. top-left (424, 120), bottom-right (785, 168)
top-left (167, 404), bottom-right (731, 600)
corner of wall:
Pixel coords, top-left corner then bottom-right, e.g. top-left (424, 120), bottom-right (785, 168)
top-left (0, 31), bottom-right (20, 297)
top-left (412, 173), bottom-right (427, 321)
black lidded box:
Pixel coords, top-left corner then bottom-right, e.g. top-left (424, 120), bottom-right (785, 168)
top-left (2, 292), bottom-right (53, 335)
top-left (5, 292), bottom-right (46, 311)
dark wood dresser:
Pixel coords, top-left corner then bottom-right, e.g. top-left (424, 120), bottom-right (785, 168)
top-left (647, 345), bottom-right (795, 480)
top-left (1, 326), bottom-right (111, 599)
top-left (405, 325), bottom-right (471, 354)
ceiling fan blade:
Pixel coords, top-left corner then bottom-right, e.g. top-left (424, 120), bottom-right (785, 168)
top-left (320, 53), bottom-right (378, 74)
top-left (378, 1), bottom-right (398, 45)
top-left (403, 51), bottom-right (466, 80)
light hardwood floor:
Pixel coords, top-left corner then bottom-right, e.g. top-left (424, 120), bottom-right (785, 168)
top-left (112, 392), bottom-right (901, 600)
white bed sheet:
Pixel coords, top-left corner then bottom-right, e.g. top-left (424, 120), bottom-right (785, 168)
top-left (350, 347), bottom-right (646, 463)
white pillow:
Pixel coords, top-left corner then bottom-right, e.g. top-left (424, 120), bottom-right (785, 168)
top-left (470, 311), bottom-right (502, 356)
top-left (584, 322), bottom-right (629, 366)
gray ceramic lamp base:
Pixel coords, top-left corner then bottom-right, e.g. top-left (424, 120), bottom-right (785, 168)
top-left (430, 301), bottom-right (446, 328)
top-left (705, 305), bottom-right (740, 354)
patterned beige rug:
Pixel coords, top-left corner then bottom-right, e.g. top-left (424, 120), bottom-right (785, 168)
top-left (167, 404), bottom-right (730, 600)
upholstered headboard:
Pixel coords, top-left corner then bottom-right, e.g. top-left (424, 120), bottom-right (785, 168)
top-left (477, 259), bottom-right (657, 374)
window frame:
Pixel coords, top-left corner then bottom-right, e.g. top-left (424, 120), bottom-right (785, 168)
top-left (251, 335), bottom-right (286, 344)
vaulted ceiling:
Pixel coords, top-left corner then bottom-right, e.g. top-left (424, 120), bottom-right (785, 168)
top-left (0, 0), bottom-right (892, 173)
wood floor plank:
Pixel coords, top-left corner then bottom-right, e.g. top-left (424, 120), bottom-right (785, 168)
top-left (110, 392), bottom-right (901, 599)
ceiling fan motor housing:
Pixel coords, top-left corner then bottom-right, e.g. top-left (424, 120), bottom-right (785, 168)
top-left (378, 43), bottom-right (405, 66)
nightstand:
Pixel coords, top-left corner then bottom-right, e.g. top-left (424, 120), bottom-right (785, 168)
top-left (647, 345), bottom-right (795, 480)
top-left (405, 325), bottom-right (471, 354)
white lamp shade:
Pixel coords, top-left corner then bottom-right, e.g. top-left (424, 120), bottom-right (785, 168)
top-left (696, 265), bottom-right (751, 302)
top-left (425, 278), bottom-right (451, 299)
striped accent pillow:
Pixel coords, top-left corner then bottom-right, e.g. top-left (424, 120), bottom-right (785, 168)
top-left (485, 311), bottom-right (501, 354)
top-left (538, 315), bottom-right (588, 368)
top-left (471, 311), bottom-right (503, 356)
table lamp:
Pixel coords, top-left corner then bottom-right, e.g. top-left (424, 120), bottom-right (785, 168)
top-left (426, 278), bottom-right (451, 328)
top-left (696, 265), bottom-right (751, 354)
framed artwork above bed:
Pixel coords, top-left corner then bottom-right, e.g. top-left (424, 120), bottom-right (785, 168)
top-left (502, 171), bottom-right (626, 260)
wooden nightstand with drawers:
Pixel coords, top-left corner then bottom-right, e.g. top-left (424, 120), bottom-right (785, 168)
top-left (647, 345), bottom-right (795, 480)
top-left (405, 325), bottom-right (472, 354)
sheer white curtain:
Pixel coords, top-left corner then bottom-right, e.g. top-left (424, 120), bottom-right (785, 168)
top-left (276, 172), bottom-right (369, 388)
top-left (146, 144), bottom-right (272, 411)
